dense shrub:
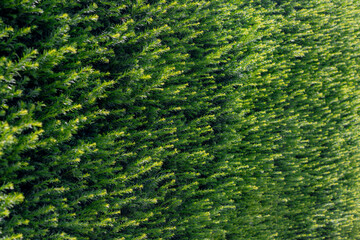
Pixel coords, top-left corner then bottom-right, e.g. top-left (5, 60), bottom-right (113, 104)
top-left (1, 0), bottom-right (359, 239)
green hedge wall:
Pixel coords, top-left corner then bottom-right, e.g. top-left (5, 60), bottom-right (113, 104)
top-left (1, 0), bottom-right (360, 239)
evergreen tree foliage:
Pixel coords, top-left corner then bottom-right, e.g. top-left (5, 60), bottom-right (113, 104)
top-left (224, 0), bottom-right (360, 238)
top-left (0, 0), bottom-right (359, 239)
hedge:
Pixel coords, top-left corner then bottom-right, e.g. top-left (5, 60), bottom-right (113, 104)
top-left (1, 0), bottom-right (359, 239)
